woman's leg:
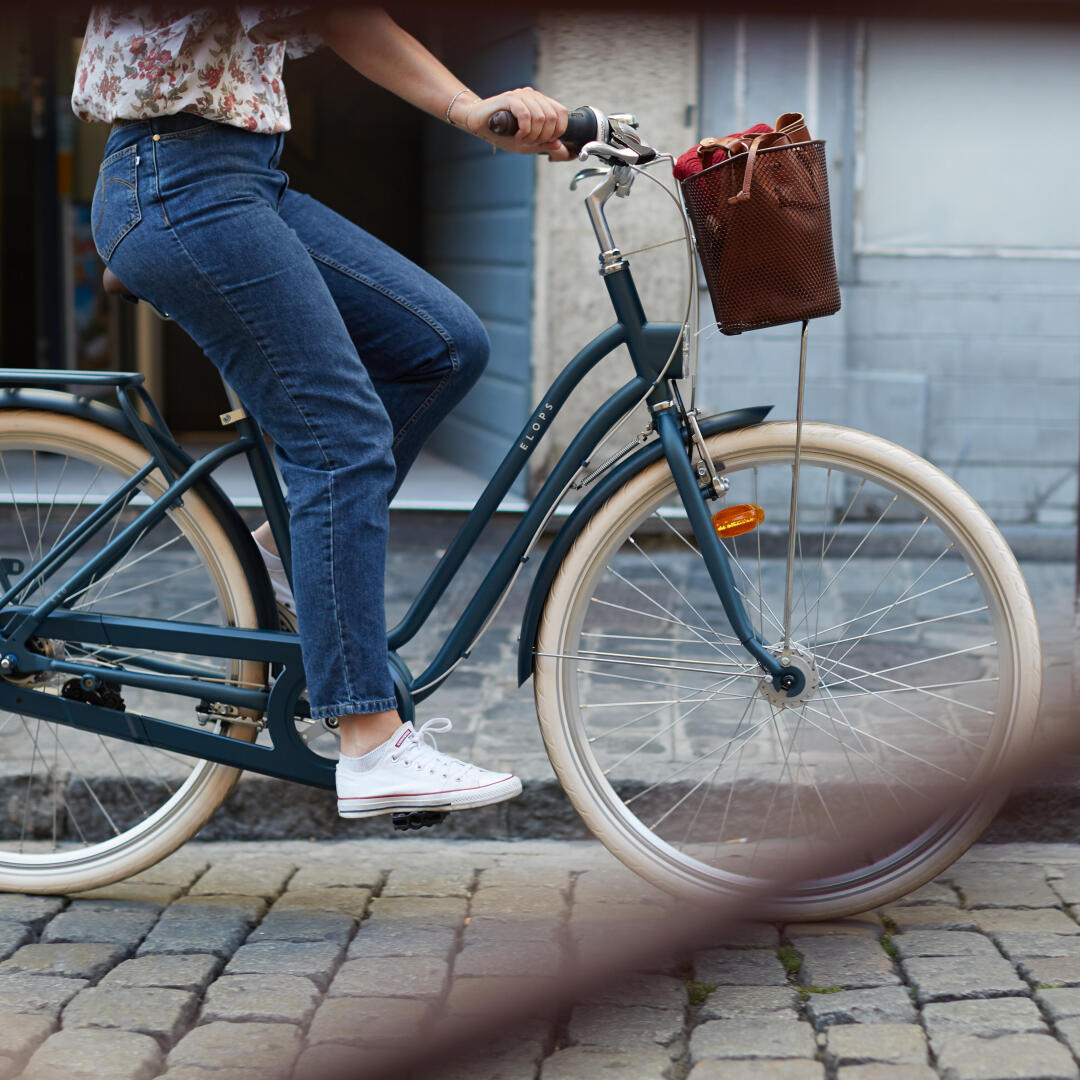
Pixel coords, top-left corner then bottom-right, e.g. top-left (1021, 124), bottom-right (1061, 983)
top-left (261, 192), bottom-right (492, 753)
top-left (278, 189), bottom-right (490, 495)
top-left (98, 118), bottom-right (520, 812)
top-left (101, 118), bottom-right (400, 735)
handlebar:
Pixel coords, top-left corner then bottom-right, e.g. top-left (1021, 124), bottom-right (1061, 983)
top-left (487, 105), bottom-right (605, 158)
top-left (488, 105), bottom-right (656, 166)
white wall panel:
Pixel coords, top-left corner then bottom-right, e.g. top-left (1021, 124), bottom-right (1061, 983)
top-left (860, 20), bottom-right (1080, 253)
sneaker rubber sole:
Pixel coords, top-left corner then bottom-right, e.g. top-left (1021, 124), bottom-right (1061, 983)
top-left (337, 775), bottom-right (522, 819)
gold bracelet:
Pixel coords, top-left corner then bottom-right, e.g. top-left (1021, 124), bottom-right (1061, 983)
top-left (445, 88), bottom-right (472, 127)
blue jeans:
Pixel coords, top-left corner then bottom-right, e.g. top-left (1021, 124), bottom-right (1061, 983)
top-left (93, 113), bottom-right (489, 718)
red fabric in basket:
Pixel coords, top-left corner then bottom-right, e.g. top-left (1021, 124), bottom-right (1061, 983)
top-left (673, 123), bottom-right (771, 181)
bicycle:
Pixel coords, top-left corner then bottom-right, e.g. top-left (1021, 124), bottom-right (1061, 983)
top-left (0, 107), bottom-right (1040, 919)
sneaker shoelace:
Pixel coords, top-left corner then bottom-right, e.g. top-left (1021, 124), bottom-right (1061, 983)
top-left (390, 718), bottom-right (481, 784)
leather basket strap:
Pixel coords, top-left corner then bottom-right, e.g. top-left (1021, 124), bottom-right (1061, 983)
top-left (774, 111), bottom-right (810, 142)
top-left (727, 132), bottom-right (771, 205)
top-left (696, 134), bottom-right (749, 169)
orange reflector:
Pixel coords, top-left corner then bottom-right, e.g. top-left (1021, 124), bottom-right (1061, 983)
top-left (712, 503), bottom-right (765, 538)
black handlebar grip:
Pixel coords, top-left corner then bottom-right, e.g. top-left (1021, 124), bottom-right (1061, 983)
top-left (563, 107), bottom-right (602, 154)
top-left (487, 109), bottom-right (517, 137)
top-left (486, 106), bottom-right (602, 156)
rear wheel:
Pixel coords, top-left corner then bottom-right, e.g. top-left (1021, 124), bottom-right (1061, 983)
top-left (535, 422), bottom-right (1041, 919)
top-left (0, 410), bottom-right (267, 893)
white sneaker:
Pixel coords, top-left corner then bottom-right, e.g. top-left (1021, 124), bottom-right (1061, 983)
top-left (336, 718), bottom-right (522, 819)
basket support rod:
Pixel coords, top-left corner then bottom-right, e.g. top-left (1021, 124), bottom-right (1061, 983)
top-left (781, 320), bottom-right (810, 663)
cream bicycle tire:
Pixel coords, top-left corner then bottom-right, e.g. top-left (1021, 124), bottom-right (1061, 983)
top-left (535, 422), bottom-right (1041, 919)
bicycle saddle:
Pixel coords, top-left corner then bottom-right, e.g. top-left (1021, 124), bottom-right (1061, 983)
top-left (102, 267), bottom-right (138, 303)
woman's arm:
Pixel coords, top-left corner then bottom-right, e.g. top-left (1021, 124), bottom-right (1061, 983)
top-left (309, 8), bottom-right (570, 159)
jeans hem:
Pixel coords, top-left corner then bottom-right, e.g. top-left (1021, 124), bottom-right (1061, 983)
top-left (311, 698), bottom-right (398, 721)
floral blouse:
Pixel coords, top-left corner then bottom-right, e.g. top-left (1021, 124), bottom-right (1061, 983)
top-left (71, 6), bottom-right (322, 134)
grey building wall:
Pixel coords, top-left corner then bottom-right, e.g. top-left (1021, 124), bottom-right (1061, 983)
top-left (696, 15), bottom-right (1080, 528)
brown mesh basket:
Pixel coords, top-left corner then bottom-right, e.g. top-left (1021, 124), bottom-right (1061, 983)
top-left (680, 139), bottom-right (841, 336)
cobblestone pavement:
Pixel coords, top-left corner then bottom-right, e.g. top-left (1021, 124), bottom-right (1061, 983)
top-left (4, 840), bottom-right (1080, 1078)
top-left (197, 523), bottom-right (1080, 840)
top-left (0, 502), bottom-right (1071, 841)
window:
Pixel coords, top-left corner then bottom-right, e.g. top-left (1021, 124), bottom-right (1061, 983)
top-left (859, 20), bottom-right (1080, 255)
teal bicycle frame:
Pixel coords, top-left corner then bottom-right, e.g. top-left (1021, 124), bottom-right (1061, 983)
top-left (0, 260), bottom-right (780, 793)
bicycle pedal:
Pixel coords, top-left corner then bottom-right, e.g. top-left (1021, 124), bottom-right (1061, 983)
top-left (391, 810), bottom-right (448, 832)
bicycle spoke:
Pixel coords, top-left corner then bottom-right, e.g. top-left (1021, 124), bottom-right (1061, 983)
top-left (33, 451), bottom-right (42, 566)
top-left (584, 667), bottom-right (749, 697)
top-left (626, 535), bottom-right (744, 665)
top-left (96, 735), bottom-right (149, 817)
top-left (583, 696), bottom-right (746, 709)
top-left (51, 723), bottom-right (60, 849)
top-left (18, 717), bottom-right (43, 849)
top-left (21, 463), bottom-right (107, 604)
top-left (36, 452), bottom-right (71, 557)
top-left (624, 711), bottom-right (777, 807)
top-left (540, 649), bottom-right (761, 680)
top-left (0, 452), bottom-right (36, 567)
top-left (791, 494), bottom-right (898, 640)
top-left (70, 534), bottom-right (191, 609)
top-left (800, 700), bottom-right (968, 780)
top-left (589, 597), bottom-right (739, 642)
top-left (606, 559), bottom-right (742, 665)
top-left (811, 605), bottom-right (990, 651)
top-left (584, 673), bottom-right (745, 743)
top-left (657, 512), bottom-right (786, 640)
top-left (812, 516), bottom-right (929, 655)
top-left (817, 680), bottom-right (899, 815)
top-left (51, 732), bottom-right (122, 836)
top-left (71, 487), bottom-right (142, 609)
top-left (823, 642), bottom-right (997, 685)
top-left (824, 675), bottom-right (999, 703)
top-left (817, 652), bottom-right (996, 724)
top-left (581, 632), bottom-right (713, 645)
top-left (129, 741), bottom-right (181, 796)
top-left (810, 561), bottom-right (969, 642)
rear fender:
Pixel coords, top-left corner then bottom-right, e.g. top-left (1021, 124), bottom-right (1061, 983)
top-left (0, 387), bottom-right (278, 631)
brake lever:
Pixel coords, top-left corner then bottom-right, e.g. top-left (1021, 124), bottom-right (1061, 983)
top-left (578, 140), bottom-right (640, 165)
top-left (570, 166), bottom-right (609, 191)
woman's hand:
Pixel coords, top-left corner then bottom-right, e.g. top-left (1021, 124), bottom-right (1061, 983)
top-left (456, 88), bottom-right (572, 161)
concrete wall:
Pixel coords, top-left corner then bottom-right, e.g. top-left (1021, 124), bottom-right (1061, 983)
top-left (531, 14), bottom-right (699, 491)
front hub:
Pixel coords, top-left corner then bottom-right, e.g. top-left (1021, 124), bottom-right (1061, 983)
top-left (760, 645), bottom-right (820, 708)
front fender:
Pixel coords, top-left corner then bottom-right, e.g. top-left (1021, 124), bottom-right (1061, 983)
top-left (516, 405), bottom-right (772, 685)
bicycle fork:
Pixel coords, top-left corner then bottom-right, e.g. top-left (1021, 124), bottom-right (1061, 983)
top-left (653, 403), bottom-right (805, 699)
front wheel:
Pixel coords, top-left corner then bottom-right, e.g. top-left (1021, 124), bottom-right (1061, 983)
top-left (534, 422), bottom-right (1041, 919)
